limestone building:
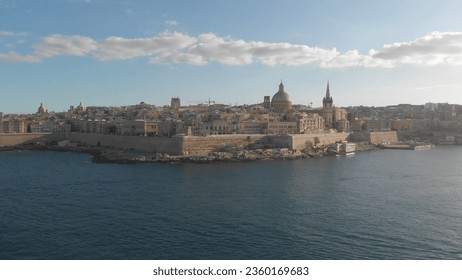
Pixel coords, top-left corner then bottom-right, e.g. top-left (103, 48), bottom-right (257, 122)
top-left (271, 81), bottom-right (292, 112)
top-left (171, 97), bottom-right (181, 110)
top-left (263, 96), bottom-right (271, 109)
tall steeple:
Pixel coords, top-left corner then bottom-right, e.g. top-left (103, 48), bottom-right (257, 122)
top-left (322, 81), bottom-right (333, 108)
top-left (326, 81), bottom-right (330, 98)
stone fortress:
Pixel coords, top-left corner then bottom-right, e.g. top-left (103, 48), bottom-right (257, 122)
top-left (0, 81), bottom-right (406, 156)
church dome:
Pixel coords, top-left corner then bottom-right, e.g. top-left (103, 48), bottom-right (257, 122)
top-left (77, 102), bottom-right (86, 111)
top-left (37, 102), bottom-right (48, 114)
top-left (271, 82), bottom-right (292, 112)
top-left (271, 82), bottom-right (292, 103)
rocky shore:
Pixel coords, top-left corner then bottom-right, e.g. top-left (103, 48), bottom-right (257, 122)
top-left (93, 147), bottom-right (328, 164)
top-left (2, 143), bottom-right (378, 164)
top-left (93, 144), bottom-right (379, 164)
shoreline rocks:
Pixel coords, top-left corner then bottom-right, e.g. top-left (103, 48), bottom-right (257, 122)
top-left (92, 146), bottom-right (336, 164)
top-left (2, 143), bottom-right (377, 164)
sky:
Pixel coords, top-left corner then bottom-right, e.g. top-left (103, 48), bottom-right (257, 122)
top-left (2, 0), bottom-right (462, 113)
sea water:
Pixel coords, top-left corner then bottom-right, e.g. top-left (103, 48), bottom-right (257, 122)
top-left (0, 147), bottom-right (461, 259)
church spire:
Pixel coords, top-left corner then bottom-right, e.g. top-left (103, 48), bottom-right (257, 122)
top-left (279, 80), bottom-right (284, 91)
top-left (322, 81), bottom-right (333, 108)
top-left (326, 81), bottom-right (330, 98)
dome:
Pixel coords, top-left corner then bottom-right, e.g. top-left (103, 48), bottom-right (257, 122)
top-left (271, 82), bottom-right (292, 112)
top-left (37, 102), bottom-right (48, 114)
top-left (271, 82), bottom-right (292, 103)
top-left (272, 91), bottom-right (292, 103)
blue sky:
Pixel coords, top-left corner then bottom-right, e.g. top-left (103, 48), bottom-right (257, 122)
top-left (2, 0), bottom-right (462, 113)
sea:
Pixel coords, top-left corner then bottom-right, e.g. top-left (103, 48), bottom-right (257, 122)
top-left (0, 146), bottom-right (461, 260)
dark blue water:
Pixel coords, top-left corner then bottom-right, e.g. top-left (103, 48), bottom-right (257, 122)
top-left (1, 147), bottom-right (461, 259)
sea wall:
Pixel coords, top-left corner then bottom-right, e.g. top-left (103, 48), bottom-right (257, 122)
top-left (67, 133), bottom-right (182, 154)
top-left (0, 133), bottom-right (63, 147)
top-left (2, 132), bottom-right (375, 155)
top-left (181, 133), bottom-right (350, 155)
top-left (349, 131), bottom-right (398, 144)
top-left (291, 133), bottom-right (350, 151)
top-left (369, 131), bottom-right (399, 144)
top-left (181, 134), bottom-right (278, 155)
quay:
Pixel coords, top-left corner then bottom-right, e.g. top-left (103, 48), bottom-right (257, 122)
top-left (379, 144), bottom-right (434, 150)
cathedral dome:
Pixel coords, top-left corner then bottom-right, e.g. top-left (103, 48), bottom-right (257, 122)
top-left (271, 82), bottom-right (292, 112)
top-left (271, 82), bottom-right (292, 103)
top-left (77, 102), bottom-right (86, 112)
top-left (37, 102), bottom-right (48, 114)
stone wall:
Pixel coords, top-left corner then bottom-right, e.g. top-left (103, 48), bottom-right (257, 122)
top-left (0, 133), bottom-right (63, 147)
top-left (348, 131), bottom-right (398, 144)
top-left (369, 131), bottom-right (398, 144)
top-left (181, 133), bottom-right (350, 154)
top-left (2, 131), bottom-right (376, 155)
top-left (67, 133), bottom-right (182, 154)
top-left (181, 134), bottom-right (275, 155)
top-left (291, 133), bottom-right (350, 151)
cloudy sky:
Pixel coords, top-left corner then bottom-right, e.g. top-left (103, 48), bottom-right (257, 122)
top-left (2, 0), bottom-right (462, 113)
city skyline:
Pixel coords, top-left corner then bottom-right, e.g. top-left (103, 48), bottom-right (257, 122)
top-left (2, 0), bottom-right (462, 113)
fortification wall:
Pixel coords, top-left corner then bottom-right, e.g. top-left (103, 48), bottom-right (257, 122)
top-left (181, 133), bottom-right (350, 154)
top-left (291, 133), bottom-right (350, 150)
top-left (369, 131), bottom-right (398, 144)
top-left (2, 131), bottom-right (378, 155)
top-left (67, 133), bottom-right (182, 154)
top-left (349, 131), bottom-right (398, 144)
top-left (181, 134), bottom-right (275, 155)
top-left (0, 133), bottom-right (64, 147)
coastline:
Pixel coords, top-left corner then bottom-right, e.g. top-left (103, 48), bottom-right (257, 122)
top-left (1, 144), bottom-right (378, 164)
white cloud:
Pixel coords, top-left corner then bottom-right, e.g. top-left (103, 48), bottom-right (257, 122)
top-left (371, 32), bottom-right (462, 66)
top-left (151, 52), bottom-right (206, 65)
top-left (95, 31), bottom-right (197, 61)
top-left (251, 41), bottom-right (337, 66)
top-left (0, 31), bottom-right (14, 36)
top-left (34, 35), bottom-right (98, 58)
top-left (0, 52), bottom-right (40, 63)
top-left (188, 33), bottom-right (254, 65)
top-left (172, 33), bottom-right (339, 67)
top-left (2, 31), bottom-right (462, 68)
top-left (0, 30), bottom-right (27, 36)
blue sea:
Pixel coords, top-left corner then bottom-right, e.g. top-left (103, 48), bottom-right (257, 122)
top-left (0, 147), bottom-right (461, 259)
